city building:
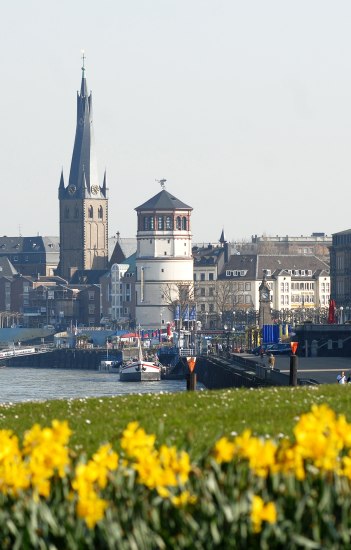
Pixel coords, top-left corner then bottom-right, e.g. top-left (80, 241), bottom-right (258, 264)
top-left (329, 228), bottom-right (351, 312)
top-left (57, 60), bottom-right (108, 281)
top-left (0, 236), bottom-right (60, 277)
top-left (135, 184), bottom-right (193, 329)
top-left (237, 233), bottom-right (331, 263)
top-left (195, 253), bottom-right (331, 328)
top-left (100, 256), bottom-right (136, 329)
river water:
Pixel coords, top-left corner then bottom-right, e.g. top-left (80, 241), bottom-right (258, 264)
top-left (0, 367), bottom-right (189, 403)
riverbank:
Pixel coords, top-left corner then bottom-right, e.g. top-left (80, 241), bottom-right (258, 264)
top-left (0, 383), bottom-right (350, 459)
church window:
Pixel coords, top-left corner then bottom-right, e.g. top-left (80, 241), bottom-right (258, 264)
top-left (98, 206), bottom-right (103, 219)
top-left (176, 216), bottom-right (181, 230)
top-left (65, 207), bottom-right (69, 219)
top-left (165, 216), bottom-right (173, 230)
top-left (182, 217), bottom-right (187, 230)
top-left (158, 216), bottom-right (164, 230)
top-left (88, 206), bottom-right (93, 219)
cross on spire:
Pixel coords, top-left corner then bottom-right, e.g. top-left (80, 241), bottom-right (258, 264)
top-left (81, 50), bottom-right (86, 75)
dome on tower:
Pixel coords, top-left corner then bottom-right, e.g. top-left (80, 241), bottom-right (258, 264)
top-left (135, 189), bottom-right (192, 212)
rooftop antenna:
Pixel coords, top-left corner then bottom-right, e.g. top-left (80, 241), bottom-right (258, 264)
top-left (18, 225), bottom-right (22, 237)
top-left (155, 178), bottom-right (167, 190)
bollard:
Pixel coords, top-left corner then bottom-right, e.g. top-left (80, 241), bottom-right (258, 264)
top-left (289, 354), bottom-right (298, 386)
top-left (188, 372), bottom-right (197, 391)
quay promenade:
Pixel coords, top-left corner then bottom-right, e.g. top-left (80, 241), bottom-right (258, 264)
top-left (242, 353), bottom-right (351, 385)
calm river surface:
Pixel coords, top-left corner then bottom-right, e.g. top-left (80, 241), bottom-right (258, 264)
top-left (0, 367), bottom-right (190, 403)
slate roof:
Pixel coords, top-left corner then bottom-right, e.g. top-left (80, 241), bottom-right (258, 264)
top-left (256, 255), bottom-right (330, 278)
top-left (135, 190), bottom-right (192, 211)
top-left (0, 236), bottom-right (60, 265)
top-left (108, 237), bottom-right (137, 264)
top-left (0, 257), bottom-right (18, 277)
top-left (193, 245), bottom-right (225, 266)
top-left (68, 269), bottom-right (109, 285)
top-left (218, 255), bottom-right (258, 279)
top-left (218, 254), bottom-right (330, 280)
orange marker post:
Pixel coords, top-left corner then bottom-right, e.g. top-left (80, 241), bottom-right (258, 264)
top-left (289, 342), bottom-right (298, 386)
top-left (186, 356), bottom-right (197, 391)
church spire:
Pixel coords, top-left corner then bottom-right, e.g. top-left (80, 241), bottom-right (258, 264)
top-left (67, 55), bottom-right (99, 195)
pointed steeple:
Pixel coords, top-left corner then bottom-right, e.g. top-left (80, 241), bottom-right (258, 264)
top-left (58, 169), bottom-right (65, 198)
top-left (68, 56), bottom-right (99, 195)
top-left (102, 170), bottom-right (107, 197)
top-left (59, 169), bottom-right (64, 188)
top-left (219, 228), bottom-right (227, 245)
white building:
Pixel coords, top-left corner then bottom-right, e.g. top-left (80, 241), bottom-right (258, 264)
top-left (135, 187), bottom-right (194, 330)
top-left (219, 254), bottom-right (330, 316)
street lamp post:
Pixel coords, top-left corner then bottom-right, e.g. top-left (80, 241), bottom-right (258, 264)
top-left (339, 306), bottom-right (344, 325)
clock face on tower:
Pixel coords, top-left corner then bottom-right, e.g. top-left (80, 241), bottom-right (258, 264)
top-left (91, 185), bottom-right (99, 195)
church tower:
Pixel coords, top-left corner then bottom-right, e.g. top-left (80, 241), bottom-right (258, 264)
top-left (135, 182), bottom-right (194, 329)
top-left (57, 57), bottom-right (108, 281)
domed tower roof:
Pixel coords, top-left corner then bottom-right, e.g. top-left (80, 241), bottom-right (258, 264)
top-left (135, 189), bottom-right (192, 212)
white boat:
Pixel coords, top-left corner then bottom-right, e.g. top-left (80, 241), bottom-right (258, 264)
top-left (99, 360), bottom-right (120, 373)
top-left (120, 339), bottom-right (161, 381)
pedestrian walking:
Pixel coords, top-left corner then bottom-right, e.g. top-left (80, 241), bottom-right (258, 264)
top-left (268, 353), bottom-right (275, 370)
top-left (337, 371), bottom-right (347, 384)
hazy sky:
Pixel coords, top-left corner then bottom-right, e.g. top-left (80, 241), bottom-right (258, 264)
top-left (2, 1), bottom-right (351, 244)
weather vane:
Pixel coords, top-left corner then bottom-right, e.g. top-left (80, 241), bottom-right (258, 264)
top-left (155, 179), bottom-right (167, 190)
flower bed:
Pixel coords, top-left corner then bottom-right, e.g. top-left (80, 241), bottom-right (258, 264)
top-left (0, 404), bottom-right (351, 548)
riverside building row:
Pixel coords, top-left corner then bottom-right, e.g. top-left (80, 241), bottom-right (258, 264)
top-left (2, 59), bottom-right (349, 330)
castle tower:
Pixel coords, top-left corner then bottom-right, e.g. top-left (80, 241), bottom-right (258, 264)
top-left (135, 183), bottom-right (193, 329)
top-left (57, 57), bottom-right (108, 281)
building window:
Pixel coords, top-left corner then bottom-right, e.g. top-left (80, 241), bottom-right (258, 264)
top-left (98, 206), bottom-right (103, 219)
top-left (88, 206), bottom-right (93, 219)
top-left (209, 304), bottom-right (214, 312)
top-left (209, 273), bottom-right (214, 281)
top-left (200, 273), bottom-right (205, 281)
top-left (176, 216), bottom-right (181, 230)
top-left (209, 287), bottom-right (214, 296)
top-left (182, 217), bottom-right (187, 230)
top-left (200, 304), bottom-right (205, 312)
top-left (165, 216), bottom-right (172, 230)
top-left (158, 216), bottom-right (164, 230)
top-left (150, 216), bottom-right (155, 230)
top-left (88, 291), bottom-right (94, 301)
top-left (200, 288), bottom-right (206, 297)
top-left (88, 305), bottom-right (95, 314)
top-left (143, 217), bottom-right (149, 230)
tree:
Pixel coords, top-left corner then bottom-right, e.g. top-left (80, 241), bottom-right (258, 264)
top-left (161, 281), bottom-right (196, 315)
